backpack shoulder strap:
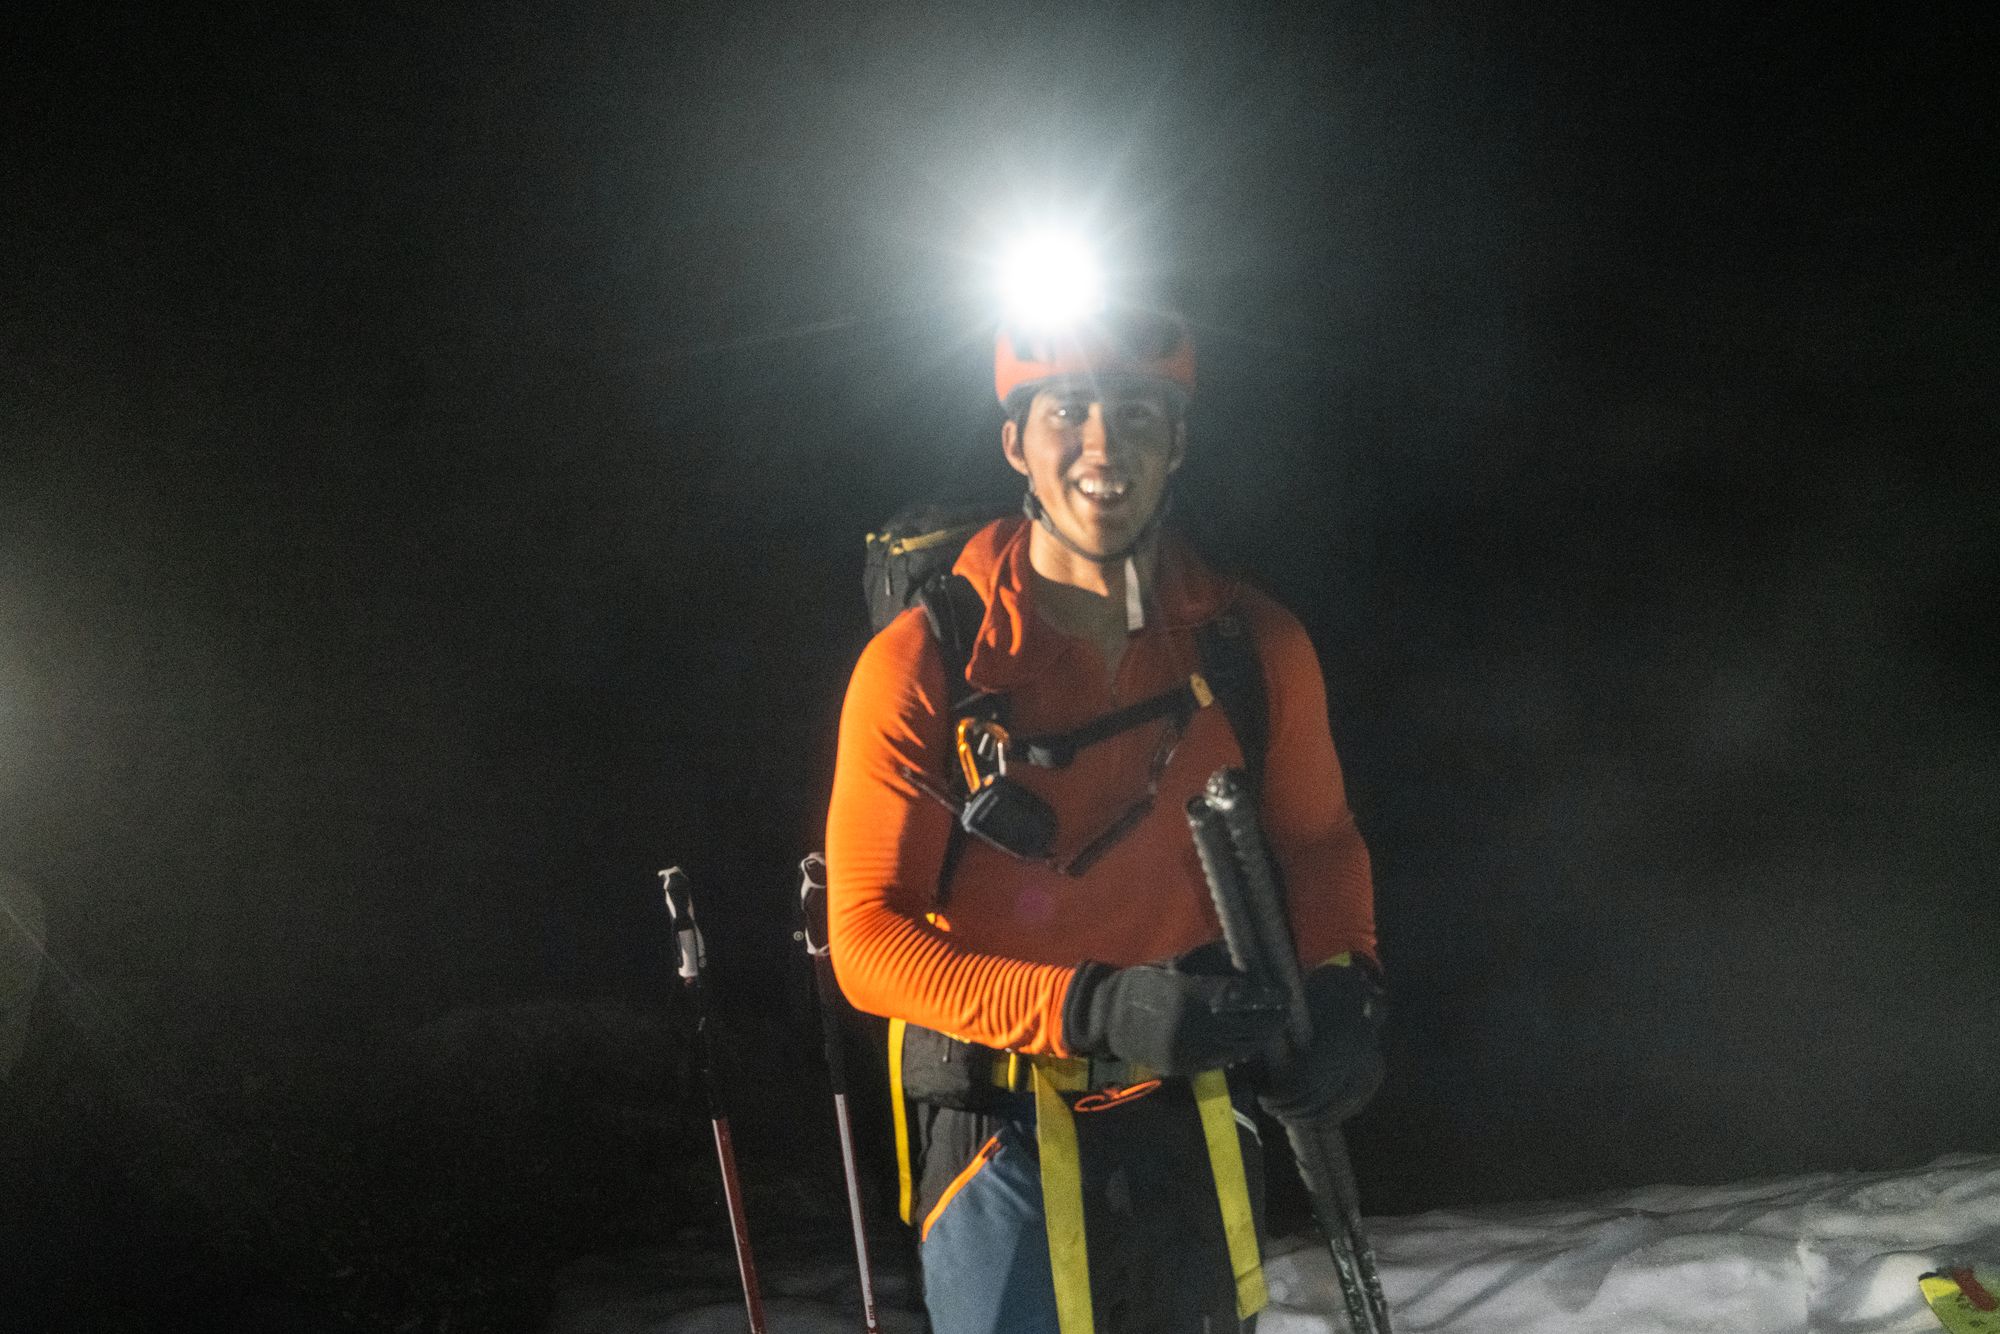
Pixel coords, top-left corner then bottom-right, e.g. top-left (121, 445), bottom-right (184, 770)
top-left (915, 572), bottom-right (985, 710)
top-left (1195, 607), bottom-right (1268, 790)
top-left (912, 571), bottom-right (992, 908)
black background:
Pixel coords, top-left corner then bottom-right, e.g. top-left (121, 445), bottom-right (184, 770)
top-left (4, 1), bottom-right (1994, 1327)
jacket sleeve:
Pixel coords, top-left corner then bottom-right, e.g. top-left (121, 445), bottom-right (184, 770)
top-left (823, 611), bottom-right (1079, 1054)
top-left (1240, 590), bottom-right (1380, 972)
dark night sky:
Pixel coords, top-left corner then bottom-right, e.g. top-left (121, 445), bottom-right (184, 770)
top-left (3, 0), bottom-right (1994, 1225)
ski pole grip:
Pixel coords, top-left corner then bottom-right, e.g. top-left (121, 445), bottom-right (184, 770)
top-left (1193, 772), bottom-right (1396, 1334)
top-left (659, 866), bottom-right (705, 983)
top-left (797, 853), bottom-right (831, 958)
top-left (795, 852), bottom-right (851, 1088)
top-left (1187, 798), bottom-right (1263, 978)
top-left (1203, 769), bottom-right (1313, 1043)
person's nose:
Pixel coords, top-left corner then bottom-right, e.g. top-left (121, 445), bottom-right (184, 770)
top-left (1079, 403), bottom-right (1121, 462)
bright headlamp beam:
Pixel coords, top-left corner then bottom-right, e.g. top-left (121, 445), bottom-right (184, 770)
top-left (997, 231), bottom-right (1106, 331)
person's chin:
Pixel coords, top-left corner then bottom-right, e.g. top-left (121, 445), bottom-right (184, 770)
top-left (1064, 516), bottom-right (1127, 557)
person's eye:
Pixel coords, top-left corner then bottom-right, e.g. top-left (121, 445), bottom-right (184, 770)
top-left (1050, 400), bottom-right (1089, 423)
top-left (1116, 403), bottom-right (1161, 429)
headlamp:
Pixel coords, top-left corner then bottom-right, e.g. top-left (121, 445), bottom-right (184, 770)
top-left (996, 230), bottom-right (1106, 333)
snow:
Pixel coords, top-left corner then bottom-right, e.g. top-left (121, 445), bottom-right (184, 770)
top-left (1265, 1153), bottom-right (2000, 1333)
top-left (551, 1153), bottom-right (2000, 1332)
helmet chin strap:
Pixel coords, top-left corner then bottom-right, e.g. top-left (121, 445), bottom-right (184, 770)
top-left (1020, 486), bottom-right (1172, 632)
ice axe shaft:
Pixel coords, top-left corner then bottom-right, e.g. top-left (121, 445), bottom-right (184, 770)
top-left (1187, 772), bottom-right (1395, 1334)
top-left (798, 853), bottom-right (883, 1333)
top-left (661, 867), bottom-right (769, 1334)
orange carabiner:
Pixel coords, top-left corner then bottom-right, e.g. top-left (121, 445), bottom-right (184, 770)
top-left (955, 717), bottom-right (1009, 792)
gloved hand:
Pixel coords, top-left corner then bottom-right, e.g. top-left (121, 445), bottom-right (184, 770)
top-left (1062, 942), bottom-right (1286, 1076)
top-left (1256, 960), bottom-right (1387, 1123)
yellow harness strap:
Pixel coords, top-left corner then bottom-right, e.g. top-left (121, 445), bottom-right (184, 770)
top-left (1032, 1062), bottom-right (1095, 1334)
top-left (1192, 1068), bottom-right (1270, 1319)
top-left (891, 1033), bottom-right (1266, 1329)
top-left (1027, 1058), bottom-right (1266, 1333)
top-left (888, 1017), bottom-right (914, 1224)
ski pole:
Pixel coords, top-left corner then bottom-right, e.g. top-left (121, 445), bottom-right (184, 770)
top-left (660, 866), bottom-right (768, 1334)
top-left (796, 852), bottom-right (883, 1333)
top-left (1188, 771), bottom-right (1396, 1334)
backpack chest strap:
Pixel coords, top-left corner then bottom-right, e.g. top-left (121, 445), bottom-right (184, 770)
top-left (1008, 674), bottom-right (1211, 770)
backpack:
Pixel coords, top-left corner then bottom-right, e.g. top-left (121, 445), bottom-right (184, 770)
top-left (862, 502), bottom-right (996, 638)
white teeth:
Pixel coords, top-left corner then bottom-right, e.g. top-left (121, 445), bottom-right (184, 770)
top-left (1077, 477), bottom-right (1128, 499)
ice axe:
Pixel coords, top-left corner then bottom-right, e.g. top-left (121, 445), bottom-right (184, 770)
top-left (796, 852), bottom-right (883, 1333)
top-left (1186, 771), bottom-right (1395, 1334)
top-left (660, 867), bottom-right (768, 1334)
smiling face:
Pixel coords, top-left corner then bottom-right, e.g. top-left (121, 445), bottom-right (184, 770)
top-left (1001, 376), bottom-right (1186, 574)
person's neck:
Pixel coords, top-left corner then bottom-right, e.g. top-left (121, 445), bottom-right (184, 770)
top-left (1024, 527), bottom-right (1160, 676)
top-left (1023, 523), bottom-right (1157, 600)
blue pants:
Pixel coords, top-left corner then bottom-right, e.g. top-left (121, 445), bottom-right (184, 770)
top-left (915, 1080), bottom-right (1265, 1333)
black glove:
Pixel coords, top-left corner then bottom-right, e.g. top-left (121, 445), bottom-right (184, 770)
top-left (1062, 943), bottom-right (1285, 1077)
top-left (1256, 960), bottom-right (1387, 1123)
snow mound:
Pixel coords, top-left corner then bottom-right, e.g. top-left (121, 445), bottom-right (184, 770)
top-left (552, 1154), bottom-right (2000, 1332)
top-left (1263, 1152), bottom-right (2000, 1333)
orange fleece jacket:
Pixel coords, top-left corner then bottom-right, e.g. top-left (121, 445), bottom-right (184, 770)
top-left (826, 517), bottom-right (1376, 1057)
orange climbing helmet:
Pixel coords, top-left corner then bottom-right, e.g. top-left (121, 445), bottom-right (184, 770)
top-left (994, 307), bottom-right (1196, 411)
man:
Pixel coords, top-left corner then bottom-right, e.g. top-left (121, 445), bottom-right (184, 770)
top-left (826, 303), bottom-right (1382, 1332)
